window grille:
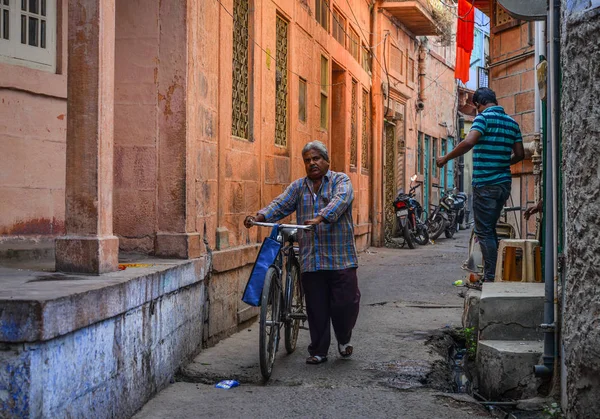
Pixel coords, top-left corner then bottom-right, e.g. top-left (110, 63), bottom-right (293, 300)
top-left (495, 2), bottom-right (514, 26)
top-left (275, 15), bottom-right (288, 147)
top-left (361, 89), bottom-right (369, 170)
top-left (320, 56), bottom-right (328, 129)
top-left (390, 45), bottom-right (403, 76)
top-left (362, 44), bottom-right (370, 73)
top-left (1, 0), bottom-right (9, 40)
top-left (315, 0), bottom-right (329, 32)
top-left (347, 27), bottom-right (359, 62)
top-left (478, 66), bottom-right (489, 88)
top-left (298, 78), bottom-right (307, 123)
top-left (350, 79), bottom-right (358, 168)
top-left (332, 8), bottom-right (345, 46)
top-left (231, 0), bottom-right (250, 139)
top-left (0, 0), bottom-right (56, 72)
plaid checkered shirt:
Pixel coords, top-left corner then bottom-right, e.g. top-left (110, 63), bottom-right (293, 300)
top-left (258, 170), bottom-right (358, 273)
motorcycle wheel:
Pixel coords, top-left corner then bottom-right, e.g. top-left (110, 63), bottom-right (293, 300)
top-left (445, 215), bottom-right (458, 239)
top-left (403, 222), bottom-right (416, 249)
top-left (445, 225), bottom-right (456, 239)
top-left (414, 223), bottom-right (429, 245)
top-left (428, 213), bottom-right (446, 241)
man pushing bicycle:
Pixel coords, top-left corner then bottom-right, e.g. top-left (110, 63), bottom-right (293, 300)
top-left (244, 140), bottom-right (361, 365)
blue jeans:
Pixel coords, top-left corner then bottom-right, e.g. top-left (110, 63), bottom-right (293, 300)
top-left (473, 183), bottom-right (511, 281)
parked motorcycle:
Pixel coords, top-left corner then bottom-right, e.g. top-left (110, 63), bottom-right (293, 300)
top-left (427, 188), bottom-right (466, 240)
top-left (393, 174), bottom-right (429, 249)
top-left (446, 190), bottom-right (467, 237)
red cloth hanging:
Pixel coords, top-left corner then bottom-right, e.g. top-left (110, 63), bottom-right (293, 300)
top-left (456, 0), bottom-right (475, 53)
top-left (455, 46), bottom-right (471, 84)
top-left (455, 0), bottom-right (475, 83)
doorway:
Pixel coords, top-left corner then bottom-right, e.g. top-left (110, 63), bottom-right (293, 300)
top-left (384, 121), bottom-right (397, 244)
top-left (330, 62), bottom-right (346, 172)
top-left (424, 135), bottom-right (431, 212)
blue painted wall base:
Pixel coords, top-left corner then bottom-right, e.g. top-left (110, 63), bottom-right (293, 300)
top-left (0, 259), bottom-right (208, 418)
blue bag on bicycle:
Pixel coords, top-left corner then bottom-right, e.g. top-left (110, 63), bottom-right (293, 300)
top-left (242, 225), bottom-right (282, 307)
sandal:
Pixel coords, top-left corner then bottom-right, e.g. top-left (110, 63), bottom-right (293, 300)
top-left (306, 355), bottom-right (328, 365)
top-left (338, 343), bottom-right (353, 358)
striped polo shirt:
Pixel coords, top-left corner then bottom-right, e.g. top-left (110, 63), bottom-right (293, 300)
top-left (470, 105), bottom-right (523, 186)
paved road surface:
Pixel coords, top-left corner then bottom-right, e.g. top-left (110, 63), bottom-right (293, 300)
top-left (134, 232), bottom-right (490, 419)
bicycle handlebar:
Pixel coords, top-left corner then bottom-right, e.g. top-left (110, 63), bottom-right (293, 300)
top-left (251, 221), bottom-right (315, 231)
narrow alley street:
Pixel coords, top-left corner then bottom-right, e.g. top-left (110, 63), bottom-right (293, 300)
top-left (2, 0), bottom-right (600, 415)
top-left (134, 233), bottom-right (490, 419)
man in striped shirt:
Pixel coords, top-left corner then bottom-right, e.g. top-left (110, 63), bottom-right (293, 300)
top-left (244, 141), bottom-right (360, 364)
top-left (437, 87), bottom-right (524, 282)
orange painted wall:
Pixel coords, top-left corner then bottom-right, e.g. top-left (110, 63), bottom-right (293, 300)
top-left (0, 0), bottom-right (375, 252)
top-left (377, 10), bottom-right (458, 215)
top-left (113, 0), bottom-right (160, 253)
top-left (213, 0), bottom-right (374, 252)
top-left (418, 43), bottom-right (458, 207)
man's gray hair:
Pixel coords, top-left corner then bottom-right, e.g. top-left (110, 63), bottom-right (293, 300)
top-left (302, 140), bottom-right (329, 162)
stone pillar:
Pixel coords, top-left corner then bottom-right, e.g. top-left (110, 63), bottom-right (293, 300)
top-left (370, 6), bottom-right (385, 247)
top-left (55, 0), bottom-right (118, 274)
top-left (154, 0), bottom-right (201, 259)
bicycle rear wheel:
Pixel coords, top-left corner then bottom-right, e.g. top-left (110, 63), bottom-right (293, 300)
top-left (284, 259), bottom-right (303, 354)
top-left (259, 267), bottom-right (282, 380)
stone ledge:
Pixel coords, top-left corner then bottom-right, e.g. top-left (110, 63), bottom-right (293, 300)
top-left (477, 340), bottom-right (545, 400)
top-left (212, 244), bottom-right (260, 273)
top-left (0, 256), bottom-right (209, 343)
top-left (479, 282), bottom-right (544, 341)
top-left (0, 239), bottom-right (56, 262)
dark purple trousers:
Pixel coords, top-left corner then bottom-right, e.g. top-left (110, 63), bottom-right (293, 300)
top-left (301, 268), bottom-right (361, 357)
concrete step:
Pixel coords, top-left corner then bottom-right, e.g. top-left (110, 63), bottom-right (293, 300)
top-left (477, 340), bottom-right (545, 401)
top-left (479, 282), bottom-right (544, 341)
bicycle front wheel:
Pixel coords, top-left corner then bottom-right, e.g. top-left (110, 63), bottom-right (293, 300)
top-left (284, 259), bottom-right (302, 354)
top-left (259, 267), bottom-right (282, 380)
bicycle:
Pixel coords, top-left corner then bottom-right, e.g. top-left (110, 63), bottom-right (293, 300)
top-left (250, 221), bottom-right (313, 380)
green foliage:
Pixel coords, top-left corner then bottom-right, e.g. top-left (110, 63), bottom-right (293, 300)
top-left (429, 1), bottom-right (455, 47)
top-left (462, 327), bottom-right (477, 358)
top-left (543, 402), bottom-right (563, 418)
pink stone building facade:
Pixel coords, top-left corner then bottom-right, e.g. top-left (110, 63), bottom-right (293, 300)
top-left (1, 0), bottom-right (457, 340)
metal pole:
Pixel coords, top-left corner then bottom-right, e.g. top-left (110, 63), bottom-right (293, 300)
top-left (534, 0), bottom-right (557, 379)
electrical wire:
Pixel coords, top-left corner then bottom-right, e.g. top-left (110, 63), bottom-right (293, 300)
top-left (437, 0), bottom-right (490, 28)
top-left (344, 0), bottom-right (390, 81)
top-left (324, 0), bottom-right (383, 76)
top-left (382, 33), bottom-right (391, 116)
top-left (421, 67), bottom-right (454, 96)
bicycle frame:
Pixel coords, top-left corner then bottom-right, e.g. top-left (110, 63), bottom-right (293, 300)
top-left (251, 221), bottom-right (313, 379)
top-left (252, 221), bottom-right (313, 322)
